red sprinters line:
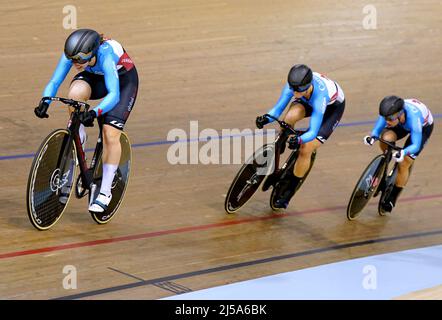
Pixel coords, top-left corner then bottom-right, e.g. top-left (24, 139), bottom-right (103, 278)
top-left (1, 194), bottom-right (441, 260)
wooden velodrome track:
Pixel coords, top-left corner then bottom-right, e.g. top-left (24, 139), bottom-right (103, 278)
top-left (0, 0), bottom-right (441, 299)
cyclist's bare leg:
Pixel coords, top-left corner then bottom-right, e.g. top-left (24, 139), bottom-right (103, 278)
top-left (283, 102), bottom-right (321, 178)
top-left (396, 155), bottom-right (414, 187)
top-left (283, 102), bottom-right (306, 127)
top-left (102, 125), bottom-right (122, 165)
top-left (380, 130), bottom-right (397, 153)
top-left (99, 124), bottom-right (122, 197)
top-left (380, 130), bottom-right (407, 210)
top-left (68, 80), bottom-right (91, 109)
top-left (294, 139), bottom-right (321, 177)
top-left (68, 80), bottom-right (91, 145)
top-left (281, 102), bottom-right (306, 152)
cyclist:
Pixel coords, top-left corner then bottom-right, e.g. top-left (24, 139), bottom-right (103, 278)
top-left (256, 64), bottom-right (345, 209)
top-left (34, 29), bottom-right (139, 213)
top-left (364, 95), bottom-right (434, 213)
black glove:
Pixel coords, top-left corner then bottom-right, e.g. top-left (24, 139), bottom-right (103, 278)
top-left (256, 115), bottom-right (270, 129)
top-left (34, 101), bottom-right (49, 118)
top-left (288, 136), bottom-right (301, 150)
top-left (79, 110), bottom-right (97, 127)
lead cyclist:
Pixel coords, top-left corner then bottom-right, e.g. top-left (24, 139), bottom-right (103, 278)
top-left (34, 29), bottom-right (139, 213)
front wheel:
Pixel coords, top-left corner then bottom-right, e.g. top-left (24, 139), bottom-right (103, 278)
top-left (88, 131), bottom-right (132, 224)
top-left (347, 154), bottom-right (386, 221)
top-left (224, 144), bottom-right (275, 214)
top-left (26, 129), bottom-right (76, 230)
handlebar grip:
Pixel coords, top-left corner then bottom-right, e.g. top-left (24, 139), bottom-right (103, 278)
top-left (41, 101), bottom-right (49, 114)
top-left (41, 96), bottom-right (54, 103)
top-left (264, 114), bottom-right (277, 122)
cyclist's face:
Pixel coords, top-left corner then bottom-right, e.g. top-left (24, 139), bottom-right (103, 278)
top-left (294, 85), bottom-right (311, 99)
top-left (386, 118), bottom-right (400, 127)
top-left (385, 111), bottom-right (403, 127)
top-left (73, 60), bottom-right (88, 70)
top-left (294, 91), bottom-right (303, 98)
top-left (73, 57), bottom-right (95, 70)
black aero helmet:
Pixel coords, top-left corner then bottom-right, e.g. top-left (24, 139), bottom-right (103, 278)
top-left (64, 29), bottom-right (100, 63)
top-left (288, 64), bottom-right (313, 92)
top-left (379, 95), bottom-right (404, 119)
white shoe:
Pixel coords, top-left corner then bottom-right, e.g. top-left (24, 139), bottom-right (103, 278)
top-left (89, 193), bottom-right (112, 213)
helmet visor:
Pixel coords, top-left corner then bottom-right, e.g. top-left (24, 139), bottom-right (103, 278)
top-left (384, 110), bottom-right (403, 121)
top-left (290, 83), bottom-right (311, 93)
top-left (68, 51), bottom-right (94, 64)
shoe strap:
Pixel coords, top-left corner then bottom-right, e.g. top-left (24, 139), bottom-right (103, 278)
top-left (98, 192), bottom-right (111, 198)
top-left (93, 198), bottom-right (109, 210)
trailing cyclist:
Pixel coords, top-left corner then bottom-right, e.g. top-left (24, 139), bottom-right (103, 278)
top-left (364, 96), bottom-right (434, 213)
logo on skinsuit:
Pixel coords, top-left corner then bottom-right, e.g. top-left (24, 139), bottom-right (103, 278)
top-left (110, 120), bottom-right (124, 128)
top-left (128, 96), bottom-right (135, 112)
top-left (118, 52), bottom-right (134, 71)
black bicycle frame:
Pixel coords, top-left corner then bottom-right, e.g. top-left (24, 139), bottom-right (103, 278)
top-left (264, 114), bottom-right (304, 176)
top-left (71, 113), bottom-right (103, 190)
top-left (376, 137), bottom-right (402, 189)
top-left (41, 97), bottom-right (103, 192)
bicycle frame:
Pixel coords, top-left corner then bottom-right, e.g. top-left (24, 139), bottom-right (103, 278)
top-left (264, 114), bottom-right (304, 176)
top-left (41, 97), bottom-right (102, 193)
top-left (377, 137), bottom-right (402, 185)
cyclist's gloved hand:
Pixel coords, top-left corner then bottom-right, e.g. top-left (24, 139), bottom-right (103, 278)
top-left (34, 101), bottom-right (49, 119)
top-left (288, 136), bottom-right (301, 150)
top-left (256, 115), bottom-right (269, 129)
top-left (79, 110), bottom-right (97, 127)
top-left (393, 150), bottom-right (405, 163)
top-left (364, 135), bottom-right (376, 146)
